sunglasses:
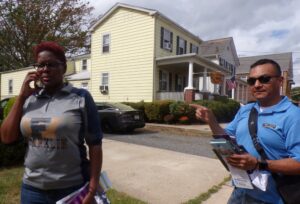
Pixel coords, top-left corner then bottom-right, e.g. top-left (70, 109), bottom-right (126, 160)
top-left (247, 75), bottom-right (280, 86)
top-left (32, 62), bottom-right (64, 70)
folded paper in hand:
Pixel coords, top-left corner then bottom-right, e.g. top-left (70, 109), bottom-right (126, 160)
top-left (56, 171), bottom-right (112, 204)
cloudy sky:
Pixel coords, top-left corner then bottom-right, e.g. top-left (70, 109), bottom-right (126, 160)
top-left (88, 0), bottom-right (300, 86)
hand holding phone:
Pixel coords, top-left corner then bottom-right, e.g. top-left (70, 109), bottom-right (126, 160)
top-left (34, 70), bottom-right (44, 89)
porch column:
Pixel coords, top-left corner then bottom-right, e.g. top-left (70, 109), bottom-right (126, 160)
top-left (184, 61), bottom-right (195, 103)
top-left (202, 67), bottom-right (208, 92)
top-left (213, 84), bottom-right (219, 94)
top-left (187, 61), bottom-right (193, 89)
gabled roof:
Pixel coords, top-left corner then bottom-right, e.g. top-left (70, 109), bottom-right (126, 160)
top-left (68, 53), bottom-right (90, 61)
top-left (66, 71), bottom-right (90, 81)
top-left (89, 2), bottom-right (202, 43)
top-left (237, 52), bottom-right (293, 79)
top-left (199, 37), bottom-right (239, 66)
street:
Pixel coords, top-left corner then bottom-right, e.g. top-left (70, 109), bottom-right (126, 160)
top-left (103, 128), bottom-right (215, 158)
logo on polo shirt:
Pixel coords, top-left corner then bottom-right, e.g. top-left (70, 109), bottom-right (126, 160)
top-left (21, 117), bottom-right (67, 149)
top-left (262, 123), bottom-right (277, 129)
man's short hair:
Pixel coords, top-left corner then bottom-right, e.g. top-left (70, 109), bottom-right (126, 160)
top-left (250, 59), bottom-right (282, 76)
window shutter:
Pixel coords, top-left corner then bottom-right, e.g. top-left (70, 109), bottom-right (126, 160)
top-left (196, 46), bottom-right (199, 54)
top-left (169, 73), bottom-right (172, 91)
top-left (176, 36), bottom-right (179, 55)
top-left (160, 27), bottom-right (164, 49)
top-left (175, 74), bottom-right (178, 91)
top-left (159, 70), bottom-right (162, 90)
top-left (170, 32), bottom-right (173, 52)
top-left (190, 43), bottom-right (192, 53)
top-left (184, 40), bottom-right (187, 54)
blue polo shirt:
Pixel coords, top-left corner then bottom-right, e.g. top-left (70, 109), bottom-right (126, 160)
top-left (225, 96), bottom-right (300, 204)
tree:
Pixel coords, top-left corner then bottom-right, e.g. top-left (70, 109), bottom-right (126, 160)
top-left (0, 0), bottom-right (94, 71)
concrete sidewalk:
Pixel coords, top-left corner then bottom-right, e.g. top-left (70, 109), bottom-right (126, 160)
top-left (102, 138), bottom-right (231, 204)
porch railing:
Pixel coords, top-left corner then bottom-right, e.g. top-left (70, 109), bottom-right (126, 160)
top-left (156, 91), bottom-right (184, 101)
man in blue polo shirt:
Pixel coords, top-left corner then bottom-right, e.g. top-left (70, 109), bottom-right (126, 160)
top-left (191, 59), bottom-right (300, 204)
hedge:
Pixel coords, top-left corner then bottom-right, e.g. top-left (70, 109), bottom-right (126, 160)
top-left (124, 99), bottom-right (240, 124)
top-left (0, 97), bottom-right (26, 167)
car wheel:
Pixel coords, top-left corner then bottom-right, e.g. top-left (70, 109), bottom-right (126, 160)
top-left (101, 121), bottom-right (113, 133)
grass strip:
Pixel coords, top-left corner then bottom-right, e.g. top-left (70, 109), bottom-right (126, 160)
top-left (184, 176), bottom-right (231, 204)
top-left (0, 166), bottom-right (146, 204)
top-left (107, 189), bottom-right (147, 204)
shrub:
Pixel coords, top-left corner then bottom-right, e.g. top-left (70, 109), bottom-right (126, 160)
top-left (169, 101), bottom-right (195, 122)
top-left (0, 97), bottom-right (26, 167)
top-left (144, 100), bottom-right (174, 122)
top-left (192, 99), bottom-right (240, 122)
top-left (163, 114), bottom-right (175, 124)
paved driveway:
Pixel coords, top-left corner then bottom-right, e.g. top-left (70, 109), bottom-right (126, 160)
top-left (103, 128), bottom-right (215, 158)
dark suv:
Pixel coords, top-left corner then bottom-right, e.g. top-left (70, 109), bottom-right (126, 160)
top-left (96, 102), bottom-right (145, 133)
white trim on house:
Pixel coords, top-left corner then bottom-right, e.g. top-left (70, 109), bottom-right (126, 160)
top-left (67, 71), bottom-right (90, 81)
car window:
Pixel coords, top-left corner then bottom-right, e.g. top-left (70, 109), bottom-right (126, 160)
top-left (0, 99), bottom-right (9, 108)
top-left (110, 103), bottom-right (135, 111)
top-left (96, 105), bottom-right (112, 110)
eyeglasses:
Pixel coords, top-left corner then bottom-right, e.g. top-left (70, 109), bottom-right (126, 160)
top-left (33, 62), bottom-right (64, 70)
top-left (247, 75), bottom-right (280, 86)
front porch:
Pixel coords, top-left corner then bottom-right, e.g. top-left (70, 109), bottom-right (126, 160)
top-left (156, 90), bottom-right (225, 101)
top-left (155, 53), bottom-right (231, 102)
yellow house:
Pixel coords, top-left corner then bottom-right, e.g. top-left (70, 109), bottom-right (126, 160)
top-left (0, 67), bottom-right (35, 99)
top-left (66, 54), bottom-right (91, 90)
top-left (0, 57), bottom-right (78, 100)
top-left (88, 3), bottom-right (234, 103)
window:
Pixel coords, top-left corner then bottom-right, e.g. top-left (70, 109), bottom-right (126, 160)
top-left (102, 34), bottom-right (110, 53)
top-left (82, 59), bottom-right (87, 71)
top-left (101, 73), bottom-right (109, 86)
top-left (160, 27), bottom-right (173, 51)
top-left (175, 74), bottom-right (183, 91)
top-left (169, 73), bottom-right (172, 91)
top-left (8, 79), bottom-right (13, 94)
top-left (176, 36), bottom-right (187, 55)
top-left (81, 82), bottom-right (88, 90)
top-left (159, 70), bottom-right (168, 91)
top-left (190, 43), bottom-right (199, 54)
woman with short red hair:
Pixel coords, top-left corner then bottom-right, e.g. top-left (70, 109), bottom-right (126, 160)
top-left (0, 42), bottom-right (104, 204)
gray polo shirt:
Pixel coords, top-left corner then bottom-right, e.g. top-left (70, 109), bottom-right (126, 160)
top-left (20, 84), bottom-right (102, 190)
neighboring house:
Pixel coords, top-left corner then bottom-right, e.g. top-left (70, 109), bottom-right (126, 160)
top-left (0, 67), bottom-right (34, 99)
top-left (199, 37), bottom-right (248, 104)
top-left (66, 54), bottom-right (91, 90)
top-left (237, 52), bottom-right (294, 101)
top-left (0, 56), bottom-right (82, 100)
top-left (87, 2), bottom-right (239, 103)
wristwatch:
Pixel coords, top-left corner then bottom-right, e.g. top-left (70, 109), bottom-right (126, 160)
top-left (258, 159), bottom-right (269, 170)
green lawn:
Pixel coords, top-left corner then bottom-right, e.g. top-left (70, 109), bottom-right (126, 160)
top-left (0, 166), bottom-right (146, 204)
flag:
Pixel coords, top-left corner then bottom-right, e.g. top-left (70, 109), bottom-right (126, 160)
top-left (226, 76), bottom-right (236, 90)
